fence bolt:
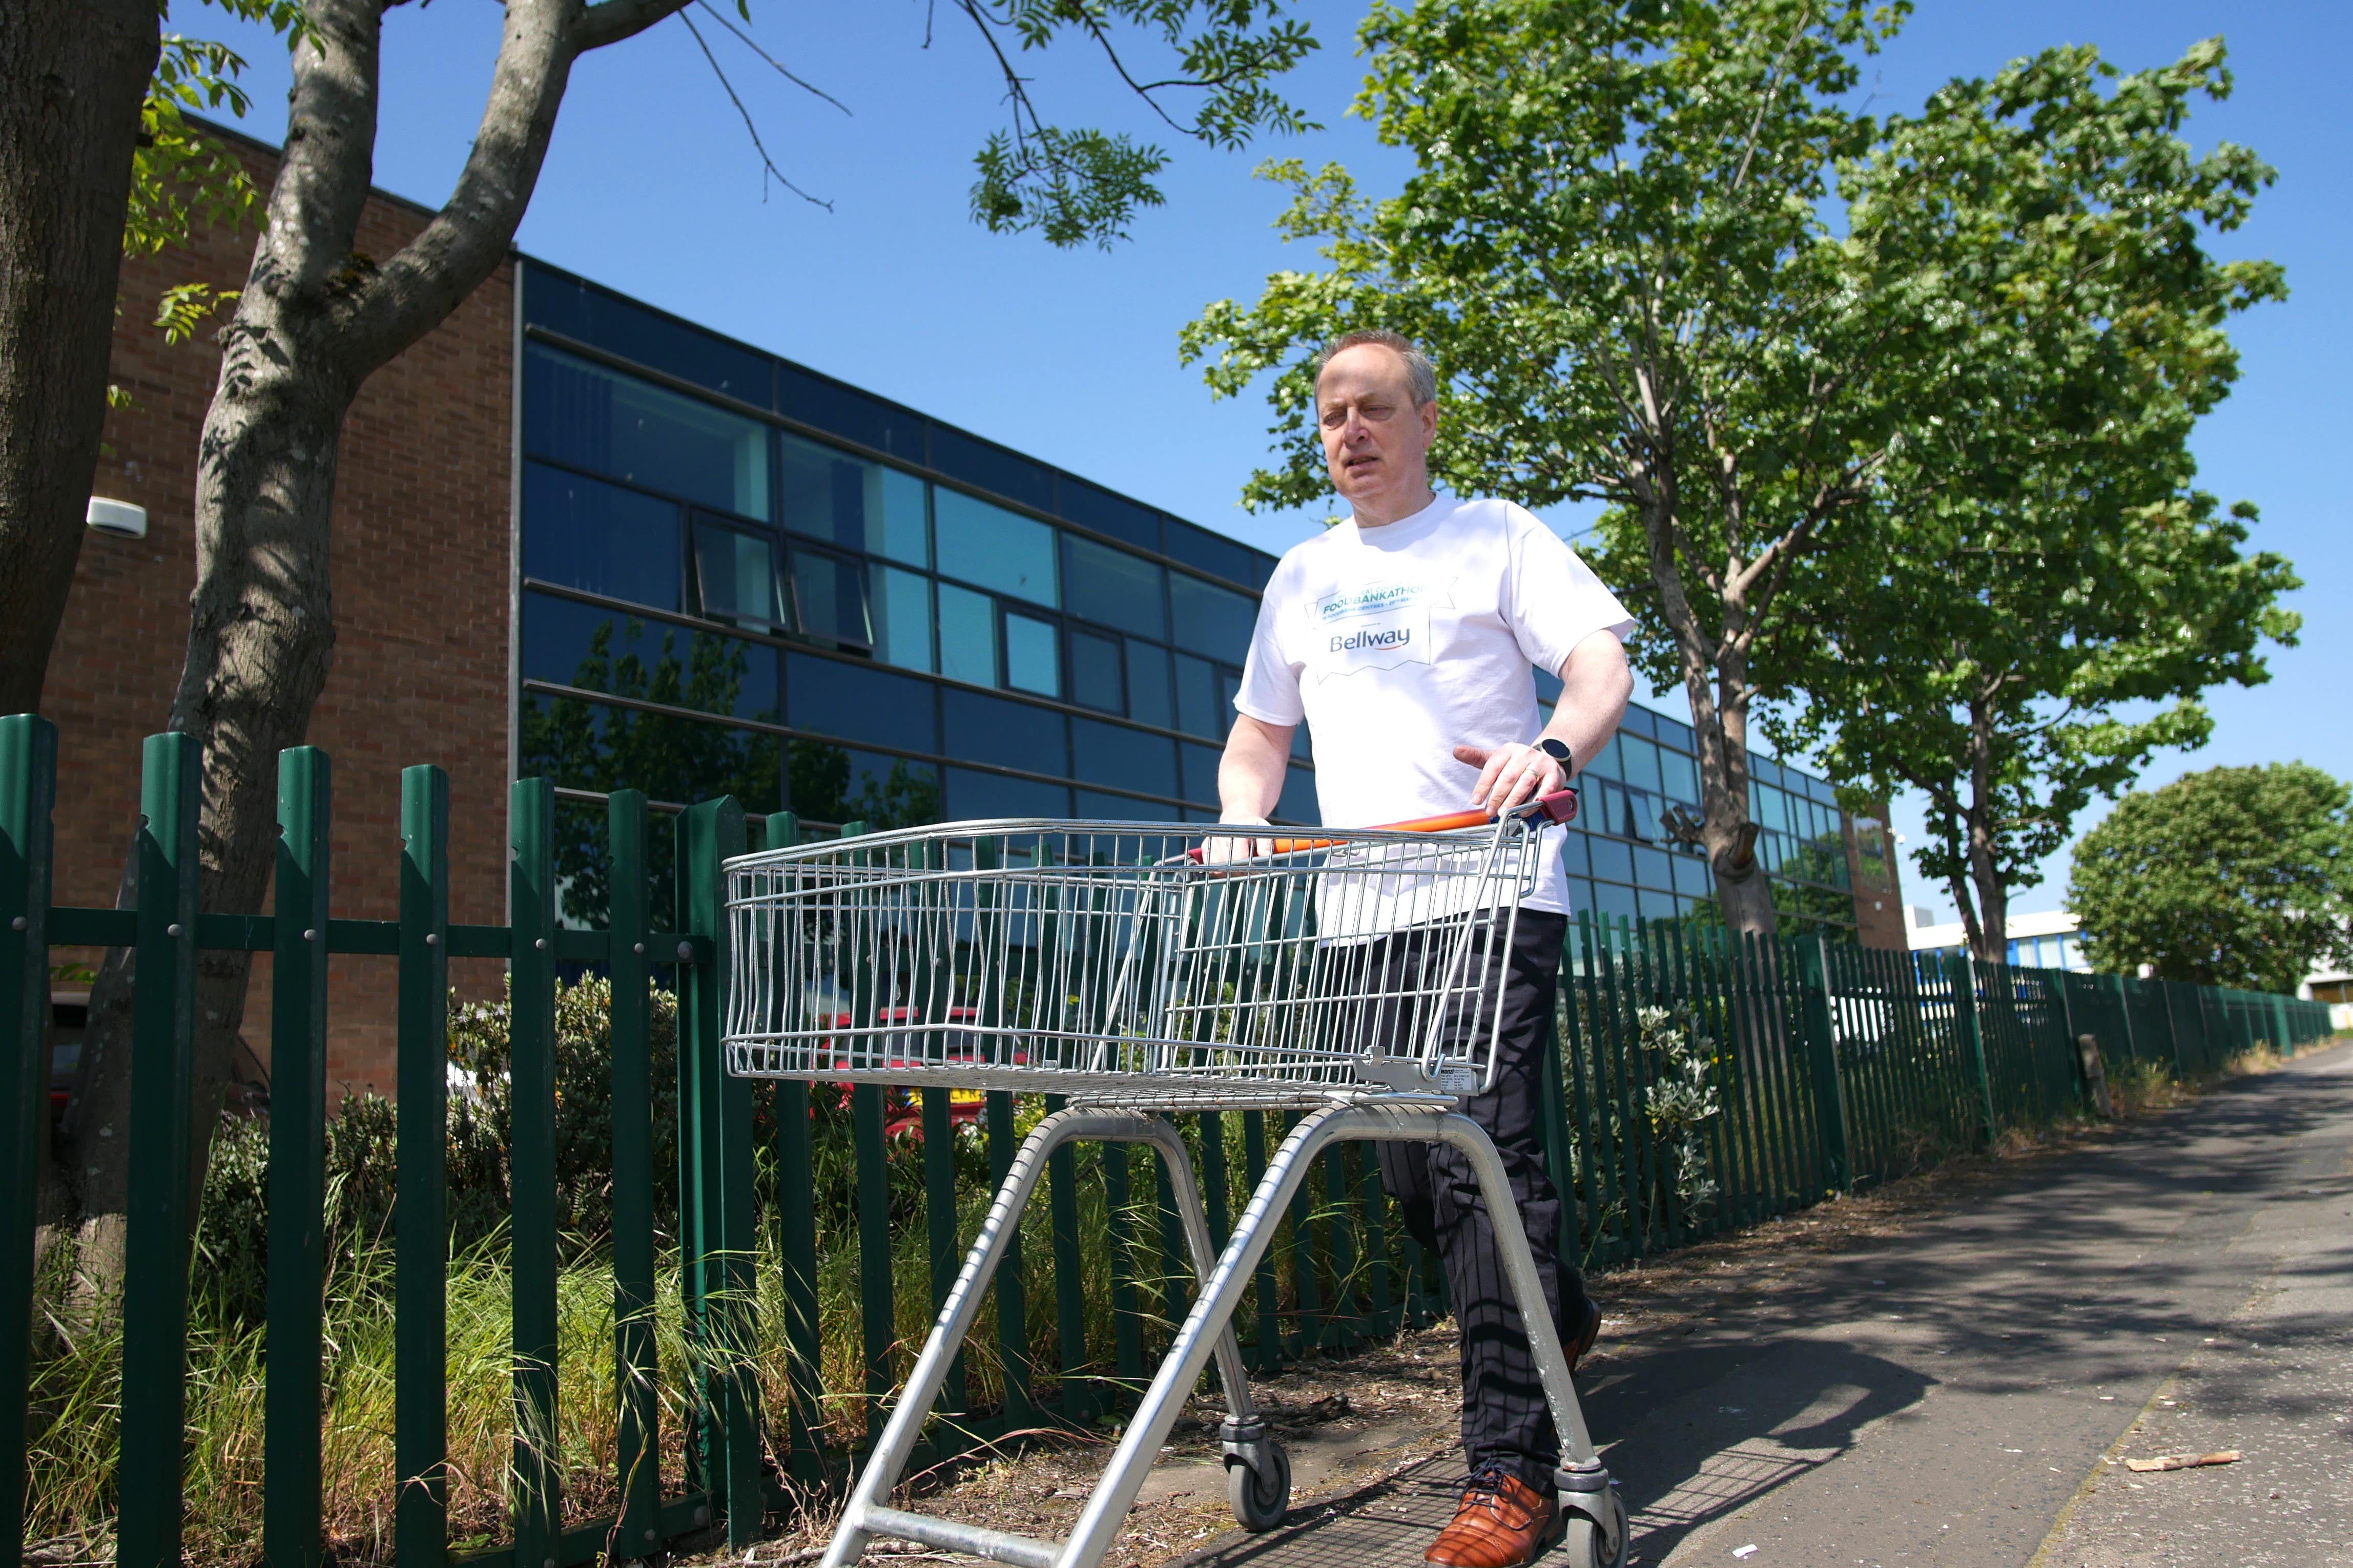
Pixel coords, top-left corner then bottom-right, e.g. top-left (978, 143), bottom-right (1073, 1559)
top-left (424, 932), bottom-right (439, 946)
top-left (676, 940), bottom-right (693, 961)
top-left (633, 941), bottom-right (645, 955)
top-left (534, 937), bottom-right (548, 951)
top-left (167, 922), bottom-right (182, 936)
top-left (7, 915), bottom-right (20, 931)
top-left (302, 928), bottom-right (317, 942)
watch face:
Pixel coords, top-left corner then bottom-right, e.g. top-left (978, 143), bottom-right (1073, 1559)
top-left (1539, 738), bottom-right (1572, 762)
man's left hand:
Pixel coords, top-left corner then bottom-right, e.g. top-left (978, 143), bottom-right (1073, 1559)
top-left (1453, 742), bottom-right (1567, 812)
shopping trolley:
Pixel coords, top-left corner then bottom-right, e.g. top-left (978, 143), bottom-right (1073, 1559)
top-left (723, 792), bottom-right (1627, 1568)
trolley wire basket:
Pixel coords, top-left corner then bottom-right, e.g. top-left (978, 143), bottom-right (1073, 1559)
top-left (723, 811), bottom-right (1554, 1106)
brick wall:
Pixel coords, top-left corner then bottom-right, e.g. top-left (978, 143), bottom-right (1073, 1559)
top-left (51, 139), bottom-right (513, 1095)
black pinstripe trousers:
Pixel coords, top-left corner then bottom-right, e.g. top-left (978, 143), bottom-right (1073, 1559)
top-left (1370, 907), bottom-right (1590, 1488)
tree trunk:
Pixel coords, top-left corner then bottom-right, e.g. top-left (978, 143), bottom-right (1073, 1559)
top-left (0, 0), bottom-right (159, 714)
top-left (1679, 618), bottom-right (1776, 936)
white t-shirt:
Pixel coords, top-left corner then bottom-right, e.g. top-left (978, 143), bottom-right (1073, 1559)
top-left (1233, 495), bottom-right (1635, 914)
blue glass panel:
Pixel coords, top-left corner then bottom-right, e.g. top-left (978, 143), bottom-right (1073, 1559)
top-left (1127, 640), bottom-right (1173, 730)
top-left (1067, 626), bottom-right (1124, 714)
top-left (1751, 755), bottom-right (1784, 789)
top-left (1277, 766), bottom-right (1318, 826)
top-left (948, 768), bottom-right (1070, 821)
top-left (785, 544), bottom-right (871, 650)
top-left (1180, 742), bottom-right (1224, 805)
top-left (1164, 520), bottom-right (1262, 588)
top-left (1617, 705), bottom-right (1656, 740)
top-left (1532, 664), bottom-right (1563, 704)
top-left (777, 431), bottom-right (928, 566)
top-left (1637, 887), bottom-right (1679, 922)
top-left (1671, 852), bottom-right (1714, 898)
top-left (1004, 610), bottom-right (1060, 698)
top-left (1168, 572), bottom-right (1258, 661)
top-left (935, 489), bottom-right (1057, 605)
top-left (1583, 735), bottom-right (1621, 782)
top-left (521, 463), bottom-right (682, 610)
top-left (1291, 723), bottom-right (1311, 760)
top-left (692, 522), bottom-right (784, 633)
top-left (942, 690), bottom-right (1067, 777)
top-left (931, 426), bottom-right (1055, 513)
top-left (1654, 714), bottom-right (1696, 752)
top-left (523, 268), bottom-right (770, 403)
top-left (1557, 830), bottom-right (1590, 877)
top-left (785, 653), bottom-right (938, 755)
top-left (872, 567), bottom-right (932, 673)
top-left (1618, 735), bottom-right (1663, 796)
top-left (1659, 748), bottom-right (1700, 806)
top-left (1063, 534), bottom-right (1168, 640)
top-left (1632, 845), bottom-right (1674, 891)
top-left (1588, 837), bottom-right (1635, 884)
top-left (1058, 478), bottom-right (1162, 553)
top-left (789, 743), bottom-right (940, 828)
top-left (937, 583), bottom-right (997, 686)
top-left (776, 364), bottom-right (926, 464)
top-left (520, 692), bottom-right (780, 813)
top-left (1076, 789), bottom-right (1181, 822)
top-left (525, 345), bottom-right (769, 519)
top-left (1173, 653), bottom-right (1224, 739)
top-left (1070, 717), bottom-right (1178, 797)
top-left (523, 593), bottom-right (777, 721)
top-left (1592, 881), bottom-right (1639, 923)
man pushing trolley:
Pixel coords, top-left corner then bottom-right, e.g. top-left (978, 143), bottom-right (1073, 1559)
top-left (720, 328), bottom-right (1636, 1568)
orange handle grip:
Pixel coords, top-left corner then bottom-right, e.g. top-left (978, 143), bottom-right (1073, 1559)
top-left (1191, 787), bottom-right (1577, 860)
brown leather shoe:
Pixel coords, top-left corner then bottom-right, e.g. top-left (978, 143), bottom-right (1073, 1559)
top-left (1425, 1468), bottom-right (1563, 1567)
top-left (1567, 1298), bottom-right (1602, 1373)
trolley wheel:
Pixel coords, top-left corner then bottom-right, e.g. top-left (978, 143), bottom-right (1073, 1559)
top-left (1226, 1441), bottom-right (1291, 1532)
top-left (1558, 1488), bottom-right (1628, 1568)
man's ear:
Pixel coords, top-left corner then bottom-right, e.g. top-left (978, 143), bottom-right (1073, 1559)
top-left (1417, 395), bottom-right (1438, 448)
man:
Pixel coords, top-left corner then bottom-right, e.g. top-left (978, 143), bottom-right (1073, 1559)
top-left (1216, 329), bottom-right (1634, 1567)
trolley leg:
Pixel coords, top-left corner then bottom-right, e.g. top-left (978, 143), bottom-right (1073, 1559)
top-left (1132, 1116), bottom-right (1270, 1481)
top-left (820, 1106), bottom-right (1107, 1568)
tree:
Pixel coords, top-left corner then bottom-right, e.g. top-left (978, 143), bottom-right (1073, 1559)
top-left (1182, 3), bottom-right (2281, 940)
top-left (2069, 764), bottom-right (2353, 995)
top-left (56, 0), bottom-right (1315, 1268)
top-left (1769, 43), bottom-right (2295, 960)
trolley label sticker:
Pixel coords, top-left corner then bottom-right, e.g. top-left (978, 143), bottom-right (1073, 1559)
top-left (1311, 581), bottom-right (1431, 679)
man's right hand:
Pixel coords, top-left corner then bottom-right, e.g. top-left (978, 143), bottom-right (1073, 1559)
top-left (1202, 815), bottom-right (1276, 865)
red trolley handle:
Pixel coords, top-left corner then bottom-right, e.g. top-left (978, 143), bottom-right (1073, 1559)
top-left (1187, 786), bottom-right (1578, 862)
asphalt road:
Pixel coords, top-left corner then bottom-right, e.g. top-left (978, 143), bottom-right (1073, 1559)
top-left (1178, 1038), bottom-right (2353, 1568)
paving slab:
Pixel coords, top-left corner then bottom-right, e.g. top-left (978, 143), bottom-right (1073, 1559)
top-left (1164, 1040), bottom-right (2353, 1568)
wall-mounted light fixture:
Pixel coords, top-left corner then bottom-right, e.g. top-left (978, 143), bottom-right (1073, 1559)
top-left (87, 497), bottom-right (148, 539)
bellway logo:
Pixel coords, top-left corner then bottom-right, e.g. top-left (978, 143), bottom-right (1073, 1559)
top-left (1317, 583), bottom-right (1419, 622)
top-left (1331, 625), bottom-right (1412, 653)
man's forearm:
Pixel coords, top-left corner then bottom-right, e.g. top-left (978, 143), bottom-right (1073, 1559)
top-left (1218, 715), bottom-right (1293, 820)
top-left (1541, 632), bottom-right (1633, 777)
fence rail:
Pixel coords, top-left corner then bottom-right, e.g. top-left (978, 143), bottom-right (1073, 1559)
top-left (0, 720), bottom-right (2334, 1566)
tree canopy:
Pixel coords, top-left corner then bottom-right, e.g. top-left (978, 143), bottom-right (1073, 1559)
top-left (2069, 764), bottom-right (2353, 995)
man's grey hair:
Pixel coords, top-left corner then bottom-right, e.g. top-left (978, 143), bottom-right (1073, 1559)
top-left (1310, 328), bottom-right (1438, 408)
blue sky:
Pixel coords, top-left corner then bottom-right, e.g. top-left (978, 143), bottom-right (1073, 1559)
top-left (191, 0), bottom-right (2345, 923)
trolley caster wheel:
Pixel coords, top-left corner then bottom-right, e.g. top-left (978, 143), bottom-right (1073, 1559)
top-left (1226, 1440), bottom-right (1291, 1532)
top-left (1558, 1487), bottom-right (1627, 1568)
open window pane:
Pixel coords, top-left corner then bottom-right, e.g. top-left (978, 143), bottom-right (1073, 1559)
top-left (692, 522), bottom-right (782, 632)
top-left (786, 545), bottom-right (871, 649)
top-left (1003, 610), bottom-right (1060, 698)
top-left (938, 583), bottom-right (997, 686)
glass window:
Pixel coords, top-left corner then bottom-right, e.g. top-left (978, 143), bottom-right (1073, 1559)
top-left (1180, 743), bottom-right (1225, 805)
top-left (776, 364), bottom-right (926, 465)
top-left (1619, 736), bottom-right (1663, 796)
top-left (1671, 853), bottom-right (1713, 898)
top-left (520, 692), bottom-right (780, 814)
top-left (1637, 887), bottom-right (1679, 922)
top-left (692, 521), bottom-right (784, 633)
top-left (1076, 789), bottom-right (1181, 823)
top-left (1592, 880), bottom-right (1639, 923)
top-left (776, 431), bottom-right (929, 567)
top-left (1278, 766), bottom-right (1318, 825)
top-left (937, 583), bottom-right (997, 686)
top-left (1557, 830), bottom-right (1590, 877)
top-left (1062, 535), bottom-right (1167, 640)
top-left (1127, 641), bottom-right (1173, 730)
top-left (1532, 664), bottom-right (1563, 704)
top-left (1164, 522), bottom-right (1261, 590)
top-left (1173, 653), bottom-right (1225, 740)
top-left (1655, 715), bottom-right (1696, 751)
top-left (1659, 749), bottom-right (1700, 807)
top-left (1618, 706), bottom-right (1656, 741)
top-left (1168, 573), bottom-right (1258, 660)
top-left (948, 768), bottom-right (1070, 821)
top-left (1291, 723), bottom-right (1311, 760)
top-left (1588, 837), bottom-right (1635, 885)
top-left (785, 653), bottom-right (937, 755)
top-left (788, 741), bottom-right (940, 829)
top-left (1003, 609), bottom-right (1060, 698)
top-left (935, 489), bottom-right (1056, 606)
top-left (522, 269), bottom-right (770, 403)
top-left (931, 428), bottom-right (1055, 514)
top-left (1583, 735), bottom-right (1621, 783)
top-left (521, 464), bottom-right (683, 610)
top-left (943, 690), bottom-right (1067, 777)
top-left (1070, 717), bottom-right (1178, 798)
top-left (1632, 845), bottom-right (1673, 890)
top-left (524, 345), bottom-right (768, 520)
top-left (785, 545), bottom-right (870, 650)
top-left (523, 593), bottom-right (778, 721)
top-left (871, 567), bottom-right (932, 673)
top-left (1067, 627), bottom-right (1125, 715)
top-left (1059, 479), bottom-right (1162, 553)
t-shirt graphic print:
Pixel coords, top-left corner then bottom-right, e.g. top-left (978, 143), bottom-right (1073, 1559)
top-left (1234, 496), bottom-right (1634, 916)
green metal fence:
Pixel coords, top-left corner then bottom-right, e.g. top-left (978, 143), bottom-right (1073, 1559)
top-left (0, 719), bottom-right (2336, 1566)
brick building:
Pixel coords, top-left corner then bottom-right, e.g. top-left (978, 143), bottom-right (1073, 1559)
top-left (48, 129), bottom-right (1902, 1096)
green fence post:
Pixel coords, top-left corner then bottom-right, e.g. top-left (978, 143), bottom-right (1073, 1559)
top-left (0, 715), bottom-right (54, 1568)
top-left (509, 778), bottom-right (562, 1564)
top-left (1946, 950), bottom-right (1997, 1148)
top-left (1797, 938), bottom-right (1852, 1194)
top-left (610, 790), bottom-right (665, 1544)
top-left (118, 731), bottom-right (202, 1568)
top-left (264, 747), bottom-right (331, 1568)
top-left (2273, 993), bottom-right (2293, 1058)
top-left (1046, 1093), bottom-right (1090, 1424)
top-left (761, 809), bottom-right (825, 1482)
top-left (395, 764), bottom-right (451, 1568)
top-left (986, 1088), bottom-right (1034, 1420)
top-left (676, 796), bottom-right (757, 1545)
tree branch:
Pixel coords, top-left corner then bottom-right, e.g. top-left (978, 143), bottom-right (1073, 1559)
top-left (679, 8), bottom-right (834, 208)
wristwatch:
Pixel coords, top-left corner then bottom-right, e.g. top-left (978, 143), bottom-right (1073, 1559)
top-left (1537, 737), bottom-right (1574, 773)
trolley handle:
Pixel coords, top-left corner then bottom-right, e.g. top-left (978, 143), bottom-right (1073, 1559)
top-left (1187, 786), bottom-right (1578, 862)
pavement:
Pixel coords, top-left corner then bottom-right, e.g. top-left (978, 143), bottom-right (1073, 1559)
top-left (1166, 1039), bottom-right (2353, 1568)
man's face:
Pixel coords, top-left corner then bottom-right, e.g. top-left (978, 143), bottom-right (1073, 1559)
top-left (1315, 344), bottom-right (1436, 517)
